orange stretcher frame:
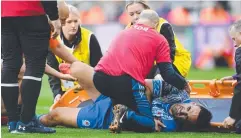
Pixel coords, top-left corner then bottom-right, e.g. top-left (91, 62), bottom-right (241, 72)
top-left (50, 80), bottom-right (236, 131)
top-left (50, 85), bottom-right (91, 111)
top-left (189, 80), bottom-right (236, 98)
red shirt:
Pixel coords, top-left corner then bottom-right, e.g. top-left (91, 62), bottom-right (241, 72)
top-left (1, 1), bottom-right (45, 17)
top-left (95, 24), bottom-right (171, 85)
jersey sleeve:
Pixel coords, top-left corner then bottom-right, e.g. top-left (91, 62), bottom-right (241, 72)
top-left (152, 80), bottom-right (162, 99)
top-left (155, 37), bottom-right (171, 63)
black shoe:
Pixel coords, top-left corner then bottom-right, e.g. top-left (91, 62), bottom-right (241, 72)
top-left (235, 119), bottom-right (241, 134)
top-left (15, 117), bottom-right (56, 134)
top-left (109, 104), bottom-right (127, 133)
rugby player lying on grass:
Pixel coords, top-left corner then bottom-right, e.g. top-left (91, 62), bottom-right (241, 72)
top-left (37, 79), bottom-right (212, 132)
top-left (55, 9), bottom-right (192, 133)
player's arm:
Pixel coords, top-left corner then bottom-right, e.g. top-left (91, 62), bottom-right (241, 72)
top-left (156, 39), bottom-right (188, 91)
top-left (49, 38), bottom-right (77, 63)
top-left (45, 64), bottom-right (76, 81)
top-left (158, 62), bottom-right (187, 90)
top-left (89, 34), bottom-right (103, 67)
top-left (19, 61), bottom-right (76, 81)
top-left (159, 23), bottom-right (176, 61)
top-left (46, 51), bottom-right (64, 98)
top-left (145, 79), bottom-right (162, 102)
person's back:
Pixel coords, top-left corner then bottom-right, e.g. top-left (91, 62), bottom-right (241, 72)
top-left (96, 24), bottom-right (170, 84)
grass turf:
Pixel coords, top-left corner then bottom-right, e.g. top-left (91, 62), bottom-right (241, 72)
top-left (1, 68), bottom-right (240, 138)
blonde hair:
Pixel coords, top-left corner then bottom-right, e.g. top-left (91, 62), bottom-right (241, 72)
top-left (138, 9), bottom-right (159, 26)
top-left (67, 4), bottom-right (80, 17)
top-left (125, 0), bottom-right (150, 10)
top-left (230, 20), bottom-right (241, 32)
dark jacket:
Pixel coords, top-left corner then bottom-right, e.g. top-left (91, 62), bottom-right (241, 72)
top-left (230, 47), bottom-right (241, 121)
top-left (147, 23), bottom-right (180, 79)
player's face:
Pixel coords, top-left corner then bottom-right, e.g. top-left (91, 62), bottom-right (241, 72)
top-left (62, 13), bottom-right (80, 36)
top-left (126, 3), bottom-right (145, 25)
top-left (171, 102), bottom-right (201, 124)
top-left (229, 28), bottom-right (241, 47)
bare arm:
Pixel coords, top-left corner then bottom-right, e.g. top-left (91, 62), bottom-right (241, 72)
top-left (45, 64), bottom-right (76, 81)
top-left (51, 44), bottom-right (77, 64)
top-left (49, 38), bottom-right (77, 64)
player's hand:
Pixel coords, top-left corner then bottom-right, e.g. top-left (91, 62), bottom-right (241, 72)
top-left (54, 94), bottom-right (62, 104)
top-left (154, 118), bottom-right (166, 132)
top-left (232, 81), bottom-right (238, 87)
top-left (76, 84), bottom-right (83, 90)
top-left (49, 19), bottom-right (61, 39)
top-left (59, 63), bottom-right (71, 74)
top-left (220, 76), bottom-right (233, 82)
top-left (60, 74), bottom-right (77, 81)
top-left (184, 83), bottom-right (192, 94)
top-left (223, 116), bottom-right (236, 128)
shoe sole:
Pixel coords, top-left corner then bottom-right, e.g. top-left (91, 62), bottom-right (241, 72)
top-left (109, 104), bottom-right (127, 134)
top-left (10, 130), bottom-right (25, 134)
top-left (12, 130), bottom-right (56, 134)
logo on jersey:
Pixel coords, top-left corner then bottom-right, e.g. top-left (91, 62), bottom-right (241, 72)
top-left (82, 120), bottom-right (90, 127)
top-left (133, 25), bottom-right (149, 32)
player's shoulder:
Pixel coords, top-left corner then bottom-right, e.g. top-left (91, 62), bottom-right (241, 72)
top-left (153, 31), bottom-right (167, 44)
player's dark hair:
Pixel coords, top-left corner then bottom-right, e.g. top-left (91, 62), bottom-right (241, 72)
top-left (196, 105), bottom-right (212, 129)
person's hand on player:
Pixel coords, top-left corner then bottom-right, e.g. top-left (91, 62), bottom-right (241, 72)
top-left (59, 63), bottom-right (71, 74)
top-left (220, 76), bottom-right (233, 82)
top-left (223, 116), bottom-right (236, 128)
top-left (54, 94), bottom-right (62, 104)
top-left (184, 83), bottom-right (192, 94)
top-left (60, 74), bottom-right (77, 81)
top-left (154, 117), bottom-right (166, 132)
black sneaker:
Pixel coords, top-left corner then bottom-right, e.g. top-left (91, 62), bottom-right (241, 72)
top-left (109, 104), bottom-right (127, 133)
top-left (15, 118), bottom-right (56, 134)
top-left (235, 119), bottom-right (241, 134)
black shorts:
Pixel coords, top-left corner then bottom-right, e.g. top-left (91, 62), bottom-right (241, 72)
top-left (93, 71), bottom-right (137, 111)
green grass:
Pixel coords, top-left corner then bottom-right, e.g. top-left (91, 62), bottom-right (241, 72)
top-left (1, 68), bottom-right (240, 138)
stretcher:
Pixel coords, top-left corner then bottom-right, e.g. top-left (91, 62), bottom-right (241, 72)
top-left (50, 80), bottom-right (237, 132)
top-left (188, 80), bottom-right (236, 132)
top-left (49, 85), bottom-right (92, 111)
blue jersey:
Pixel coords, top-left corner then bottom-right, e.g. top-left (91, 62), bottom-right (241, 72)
top-left (76, 95), bottom-right (113, 129)
top-left (151, 80), bottom-right (190, 132)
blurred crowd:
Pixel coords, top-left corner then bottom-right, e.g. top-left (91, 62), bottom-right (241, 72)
top-left (67, 1), bottom-right (241, 25)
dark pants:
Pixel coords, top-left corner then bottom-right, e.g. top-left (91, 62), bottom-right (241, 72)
top-left (93, 71), bottom-right (154, 132)
top-left (229, 81), bottom-right (241, 122)
top-left (1, 15), bottom-right (50, 123)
